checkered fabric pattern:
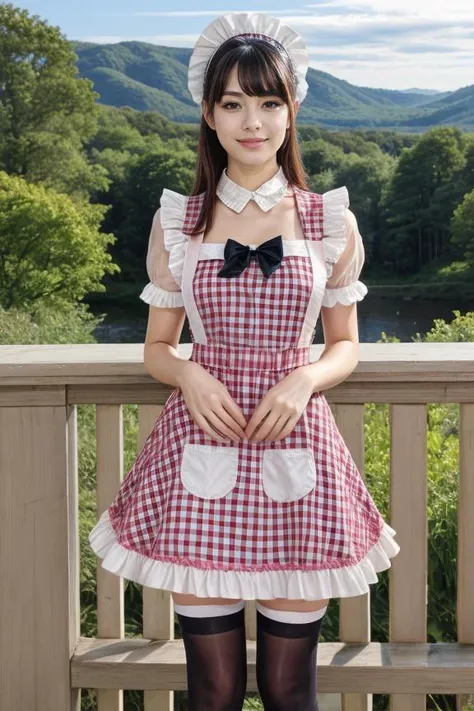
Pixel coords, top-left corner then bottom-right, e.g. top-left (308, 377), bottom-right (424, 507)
top-left (107, 186), bottom-right (384, 573)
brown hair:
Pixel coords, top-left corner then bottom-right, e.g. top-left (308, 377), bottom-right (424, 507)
top-left (188, 34), bottom-right (309, 236)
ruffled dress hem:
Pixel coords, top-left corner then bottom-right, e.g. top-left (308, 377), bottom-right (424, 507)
top-left (89, 508), bottom-right (400, 600)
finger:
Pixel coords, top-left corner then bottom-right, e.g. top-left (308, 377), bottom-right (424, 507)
top-left (272, 416), bottom-right (297, 441)
top-left (258, 410), bottom-right (296, 442)
top-left (245, 407), bottom-right (269, 440)
top-left (206, 411), bottom-right (243, 442)
top-left (257, 415), bottom-right (289, 442)
top-left (194, 414), bottom-right (231, 444)
top-left (218, 404), bottom-right (247, 438)
top-left (222, 399), bottom-right (248, 431)
top-left (249, 412), bottom-right (279, 442)
top-left (252, 415), bottom-right (286, 442)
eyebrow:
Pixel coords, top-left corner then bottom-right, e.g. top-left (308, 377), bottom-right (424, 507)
top-left (221, 90), bottom-right (279, 97)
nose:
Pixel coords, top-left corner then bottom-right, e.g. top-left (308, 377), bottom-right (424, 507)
top-left (242, 108), bottom-right (262, 132)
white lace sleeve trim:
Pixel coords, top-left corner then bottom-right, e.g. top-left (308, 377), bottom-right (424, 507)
top-left (322, 280), bottom-right (368, 307)
top-left (160, 188), bottom-right (189, 289)
top-left (139, 281), bottom-right (185, 308)
top-left (322, 186), bottom-right (350, 279)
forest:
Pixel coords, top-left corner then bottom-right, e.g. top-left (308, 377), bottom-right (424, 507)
top-left (1, 2), bottom-right (474, 318)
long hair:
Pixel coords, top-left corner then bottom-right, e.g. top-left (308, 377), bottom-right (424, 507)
top-left (188, 34), bottom-right (309, 237)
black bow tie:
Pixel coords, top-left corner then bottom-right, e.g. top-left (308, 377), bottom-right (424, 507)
top-left (217, 235), bottom-right (283, 279)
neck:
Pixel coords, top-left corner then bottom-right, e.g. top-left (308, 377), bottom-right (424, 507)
top-left (225, 159), bottom-right (281, 191)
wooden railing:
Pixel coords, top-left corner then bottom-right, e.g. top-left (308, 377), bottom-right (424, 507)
top-left (1, 342), bottom-right (474, 711)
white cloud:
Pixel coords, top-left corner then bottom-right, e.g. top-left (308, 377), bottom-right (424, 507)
top-left (77, 0), bottom-right (474, 91)
top-left (102, 9), bottom-right (307, 18)
top-left (305, 0), bottom-right (473, 13)
top-left (279, 2), bottom-right (474, 89)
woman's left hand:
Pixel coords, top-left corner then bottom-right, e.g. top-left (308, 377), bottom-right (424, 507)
top-left (244, 367), bottom-right (317, 442)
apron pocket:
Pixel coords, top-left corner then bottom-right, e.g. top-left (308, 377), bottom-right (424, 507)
top-left (262, 447), bottom-right (316, 502)
top-left (180, 442), bottom-right (239, 499)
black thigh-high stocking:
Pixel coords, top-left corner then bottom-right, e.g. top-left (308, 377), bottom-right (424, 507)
top-left (256, 605), bottom-right (327, 711)
top-left (176, 602), bottom-right (247, 711)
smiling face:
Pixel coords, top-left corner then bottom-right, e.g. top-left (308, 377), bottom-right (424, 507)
top-left (203, 63), bottom-right (299, 170)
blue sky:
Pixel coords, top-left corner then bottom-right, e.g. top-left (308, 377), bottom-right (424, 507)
top-left (14, 0), bottom-right (474, 91)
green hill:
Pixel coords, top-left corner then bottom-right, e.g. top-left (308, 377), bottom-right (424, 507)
top-left (71, 40), bottom-right (473, 130)
top-left (403, 85), bottom-right (474, 128)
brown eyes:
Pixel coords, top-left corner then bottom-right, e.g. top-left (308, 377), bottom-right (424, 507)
top-left (222, 101), bottom-right (282, 110)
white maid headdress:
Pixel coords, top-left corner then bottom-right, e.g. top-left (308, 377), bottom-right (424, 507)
top-left (187, 12), bottom-right (310, 106)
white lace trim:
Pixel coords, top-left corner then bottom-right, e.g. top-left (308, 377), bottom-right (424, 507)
top-left (160, 188), bottom-right (189, 289)
top-left (322, 280), bottom-right (368, 307)
top-left (139, 281), bottom-right (185, 308)
top-left (322, 186), bottom-right (350, 280)
top-left (89, 508), bottom-right (400, 600)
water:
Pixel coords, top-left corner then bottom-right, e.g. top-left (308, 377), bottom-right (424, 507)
top-left (88, 295), bottom-right (471, 344)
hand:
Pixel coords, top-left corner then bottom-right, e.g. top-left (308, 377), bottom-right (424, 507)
top-left (245, 367), bottom-right (315, 443)
top-left (178, 362), bottom-right (247, 444)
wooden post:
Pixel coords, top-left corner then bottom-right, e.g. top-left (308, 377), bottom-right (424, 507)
top-left (457, 404), bottom-right (474, 711)
top-left (335, 404), bottom-right (370, 711)
top-left (0, 389), bottom-right (80, 710)
top-left (389, 404), bottom-right (427, 711)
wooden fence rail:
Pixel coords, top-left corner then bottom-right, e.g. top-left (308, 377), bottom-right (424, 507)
top-left (1, 342), bottom-right (473, 711)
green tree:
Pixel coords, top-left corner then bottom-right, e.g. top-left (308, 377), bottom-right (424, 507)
top-left (301, 138), bottom-right (345, 175)
top-left (426, 136), bottom-right (474, 262)
top-left (383, 127), bottom-right (466, 273)
top-left (87, 105), bottom-right (151, 155)
top-left (85, 106), bottom-right (163, 233)
top-left (414, 308), bottom-right (474, 342)
top-left (451, 189), bottom-right (474, 265)
top-left (111, 144), bottom-right (196, 281)
top-left (308, 169), bottom-right (335, 194)
top-left (0, 3), bottom-right (107, 198)
top-left (0, 171), bottom-right (119, 310)
top-left (334, 149), bottom-right (394, 264)
top-left (461, 138), bottom-right (474, 192)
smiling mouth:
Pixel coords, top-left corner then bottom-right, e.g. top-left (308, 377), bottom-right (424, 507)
top-left (238, 139), bottom-right (267, 143)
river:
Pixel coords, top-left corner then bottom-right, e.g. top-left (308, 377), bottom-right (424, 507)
top-left (87, 294), bottom-right (471, 344)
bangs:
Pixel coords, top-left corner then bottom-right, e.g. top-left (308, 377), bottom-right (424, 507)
top-left (236, 50), bottom-right (287, 100)
top-left (211, 43), bottom-right (290, 104)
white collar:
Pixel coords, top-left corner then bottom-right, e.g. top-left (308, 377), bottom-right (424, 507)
top-left (216, 165), bottom-right (289, 213)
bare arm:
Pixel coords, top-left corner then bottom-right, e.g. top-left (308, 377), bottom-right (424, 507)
top-left (143, 303), bottom-right (192, 387)
top-left (300, 208), bottom-right (366, 394)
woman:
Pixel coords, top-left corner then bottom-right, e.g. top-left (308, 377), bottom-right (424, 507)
top-left (89, 11), bottom-right (400, 710)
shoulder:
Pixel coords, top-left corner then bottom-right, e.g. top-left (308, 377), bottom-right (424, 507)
top-left (159, 187), bottom-right (206, 232)
top-left (151, 187), bottom-right (204, 288)
top-left (312, 185), bottom-right (357, 275)
top-left (345, 207), bottom-right (358, 236)
top-left (316, 185), bottom-right (355, 237)
top-left (293, 184), bottom-right (349, 205)
top-left (294, 183), bottom-right (352, 230)
top-left (293, 185), bottom-right (352, 225)
top-left (159, 187), bottom-right (206, 210)
top-left (159, 188), bottom-right (189, 219)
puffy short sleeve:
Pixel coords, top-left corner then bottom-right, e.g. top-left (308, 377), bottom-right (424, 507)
top-left (321, 187), bottom-right (368, 307)
top-left (139, 189), bottom-right (189, 308)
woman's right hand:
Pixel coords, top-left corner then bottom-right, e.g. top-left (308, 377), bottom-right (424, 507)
top-left (177, 362), bottom-right (248, 443)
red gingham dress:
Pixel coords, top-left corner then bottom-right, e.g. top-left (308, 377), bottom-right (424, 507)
top-left (89, 186), bottom-right (400, 600)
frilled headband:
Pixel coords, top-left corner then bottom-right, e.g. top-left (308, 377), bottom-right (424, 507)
top-left (187, 12), bottom-right (309, 106)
